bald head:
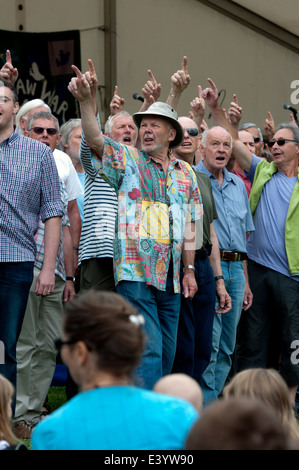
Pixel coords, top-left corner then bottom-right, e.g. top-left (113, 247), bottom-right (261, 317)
top-left (154, 373), bottom-right (203, 413)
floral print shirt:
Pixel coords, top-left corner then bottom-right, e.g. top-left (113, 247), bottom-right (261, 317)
top-left (92, 136), bottom-right (202, 293)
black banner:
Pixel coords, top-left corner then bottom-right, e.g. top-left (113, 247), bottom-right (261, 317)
top-left (0, 29), bottom-right (81, 124)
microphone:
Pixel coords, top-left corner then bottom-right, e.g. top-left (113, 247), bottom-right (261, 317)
top-left (283, 103), bottom-right (298, 114)
top-left (132, 93), bottom-right (144, 103)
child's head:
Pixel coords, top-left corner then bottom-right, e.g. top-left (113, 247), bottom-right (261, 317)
top-left (0, 374), bottom-right (16, 444)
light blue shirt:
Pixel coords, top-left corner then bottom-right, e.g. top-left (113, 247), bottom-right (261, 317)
top-left (245, 155), bottom-right (299, 281)
top-left (195, 162), bottom-right (254, 252)
top-left (31, 386), bottom-right (199, 450)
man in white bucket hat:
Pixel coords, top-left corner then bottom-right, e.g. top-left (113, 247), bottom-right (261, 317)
top-left (68, 60), bottom-right (203, 389)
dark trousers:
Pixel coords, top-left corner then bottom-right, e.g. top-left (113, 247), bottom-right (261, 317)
top-left (0, 262), bottom-right (34, 403)
top-left (235, 260), bottom-right (299, 386)
top-left (172, 257), bottom-right (216, 386)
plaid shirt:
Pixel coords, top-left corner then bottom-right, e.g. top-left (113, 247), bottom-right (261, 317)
top-left (92, 136), bottom-right (203, 293)
top-left (0, 128), bottom-right (64, 262)
top-left (34, 180), bottom-right (69, 280)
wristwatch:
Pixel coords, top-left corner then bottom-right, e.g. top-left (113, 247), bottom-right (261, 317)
top-left (66, 276), bottom-right (75, 282)
top-left (214, 275), bottom-right (224, 282)
top-left (183, 265), bottom-right (195, 273)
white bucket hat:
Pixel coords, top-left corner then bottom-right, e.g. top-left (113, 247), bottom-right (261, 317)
top-left (133, 102), bottom-right (184, 149)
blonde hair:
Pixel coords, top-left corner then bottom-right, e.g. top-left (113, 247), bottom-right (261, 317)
top-left (0, 375), bottom-right (17, 445)
top-left (223, 368), bottom-right (299, 441)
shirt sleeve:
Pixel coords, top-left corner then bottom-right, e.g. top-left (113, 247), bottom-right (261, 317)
top-left (40, 147), bottom-right (64, 222)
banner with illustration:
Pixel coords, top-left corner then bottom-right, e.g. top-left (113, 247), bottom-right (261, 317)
top-left (0, 29), bottom-right (81, 124)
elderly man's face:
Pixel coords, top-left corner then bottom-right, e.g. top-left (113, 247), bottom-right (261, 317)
top-left (139, 116), bottom-right (176, 155)
top-left (110, 114), bottom-right (137, 146)
top-left (269, 128), bottom-right (299, 169)
top-left (25, 117), bottom-right (59, 152)
top-left (174, 117), bottom-right (199, 161)
top-left (238, 130), bottom-right (255, 154)
top-left (202, 127), bottom-right (232, 172)
top-left (244, 126), bottom-right (263, 155)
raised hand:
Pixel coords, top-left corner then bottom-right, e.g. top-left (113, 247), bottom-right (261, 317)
top-left (228, 94), bottom-right (242, 129)
top-left (202, 78), bottom-right (219, 108)
top-left (0, 50), bottom-right (18, 85)
top-left (264, 111), bottom-right (276, 139)
top-left (170, 56), bottom-right (191, 96)
top-left (68, 64), bottom-right (92, 102)
top-left (110, 85), bottom-right (125, 115)
top-left (142, 69), bottom-right (161, 103)
top-left (190, 85), bottom-right (205, 120)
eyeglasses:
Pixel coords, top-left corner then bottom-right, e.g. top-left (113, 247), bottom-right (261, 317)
top-left (184, 128), bottom-right (199, 137)
top-left (54, 337), bottom-right (78, 352)
top-left (0, 96), bottom-right (13, 104)
top-left (253, 137), bottom-right (261, 143)
top-left (268, 138), bottom-right (298, 148)
top-left (30, 126), bottom-right (58, 136)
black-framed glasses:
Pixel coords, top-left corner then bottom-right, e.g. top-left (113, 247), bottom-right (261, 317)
top-left (54, 337), bottom-right (78, 352)
top-left (253, 137), bottom-right (261, 143)
top-left (185, 128), bottom-right (199, 137)
top-left (268, 138), bottom-right (298, 148)
top-left (30, 126), bottom-right (58, 136)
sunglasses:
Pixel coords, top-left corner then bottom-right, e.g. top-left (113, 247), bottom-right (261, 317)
top-left (54, 337), bottom-right (78, 352)
top-left (268, 138), bottom-right (298, 148)
top-left (253, 137), bottom-right (261, 143)
top-left (30, 126), bottom-right (58, 136)
top-left (184, 128), bottom-right (199, 137)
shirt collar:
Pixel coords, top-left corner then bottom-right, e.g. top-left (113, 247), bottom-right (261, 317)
top-left (145, 150), bottom-right (182, 169)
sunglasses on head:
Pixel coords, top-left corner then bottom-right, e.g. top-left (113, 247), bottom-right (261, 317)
top-left (268, 138), bottom-right (298, 148)
top-left (184, 128), bottom-right (199, 137)
top-left (30, 126), bottom-right (58, 136)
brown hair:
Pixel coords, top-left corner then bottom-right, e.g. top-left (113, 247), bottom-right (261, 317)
top-left (0, 375), bottom-right (17, 445)
top-left (62, 290), bottom-right (145, 378)
top-left (185, 397), bottom-right (291, 450)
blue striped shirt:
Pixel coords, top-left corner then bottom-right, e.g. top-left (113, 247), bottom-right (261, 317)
top-left (0, 127), bottom-right (64, 262)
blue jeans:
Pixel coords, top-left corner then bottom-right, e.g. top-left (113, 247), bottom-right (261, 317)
top-left (116, 273), bottom-right (181, 390)
top-left (0, 262), bottom-right (34, 393)
top-left (172, 257), bottom-right (216, 386)
top-left (201, 260), bottom-right (245, 405)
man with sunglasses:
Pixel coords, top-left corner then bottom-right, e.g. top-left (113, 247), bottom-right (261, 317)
top-left (0, 81), bottom-right (64, 408)
top-left (13, 111), bottom-right (76, 439)
top-left (172, 116), bottom-right (231, 387)
top-left (203, 78), bottom-right (299, 406)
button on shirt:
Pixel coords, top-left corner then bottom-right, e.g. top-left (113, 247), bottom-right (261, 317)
top-left (92, 137), bottom-right (203, 293)
top-left (195, 162), bottom-right (254, 252)
top-left (0, 128), bottom-right (64, 262)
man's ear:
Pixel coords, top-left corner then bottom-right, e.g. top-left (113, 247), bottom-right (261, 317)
top-left (24, 130), bottom-right (30, 137)
top-left (13, 100), bottom-right (19, 115)
top-left (169, 128), bottom-right (176, 143)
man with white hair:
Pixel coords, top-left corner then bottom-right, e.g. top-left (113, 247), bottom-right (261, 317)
top-left (195, 125), bottom-right (254, 405)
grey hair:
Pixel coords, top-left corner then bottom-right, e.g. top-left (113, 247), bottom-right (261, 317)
top-left (16, 99), bottom-right (51, 131)
top-left (104, 111), bottom-right (135, 135)
top-left (239, 122), bottom-right (263, 142)
top-left (58, 118), bottom-right (82, 151)
top-left (26, 111), bottom-right (59, 132)
top-left (201, 126), bottom-right (233, 148)
top-left (275, 122), bottom-right (299, 144)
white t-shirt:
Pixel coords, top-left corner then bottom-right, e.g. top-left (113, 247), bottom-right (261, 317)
top-left (53, 149), bottom-right (84, 202)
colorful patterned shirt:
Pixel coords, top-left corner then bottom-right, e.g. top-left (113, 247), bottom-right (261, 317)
top-left (92, 136), bottom-right (203, 293)
top-left (0, 128), bottom-right (64, 262)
